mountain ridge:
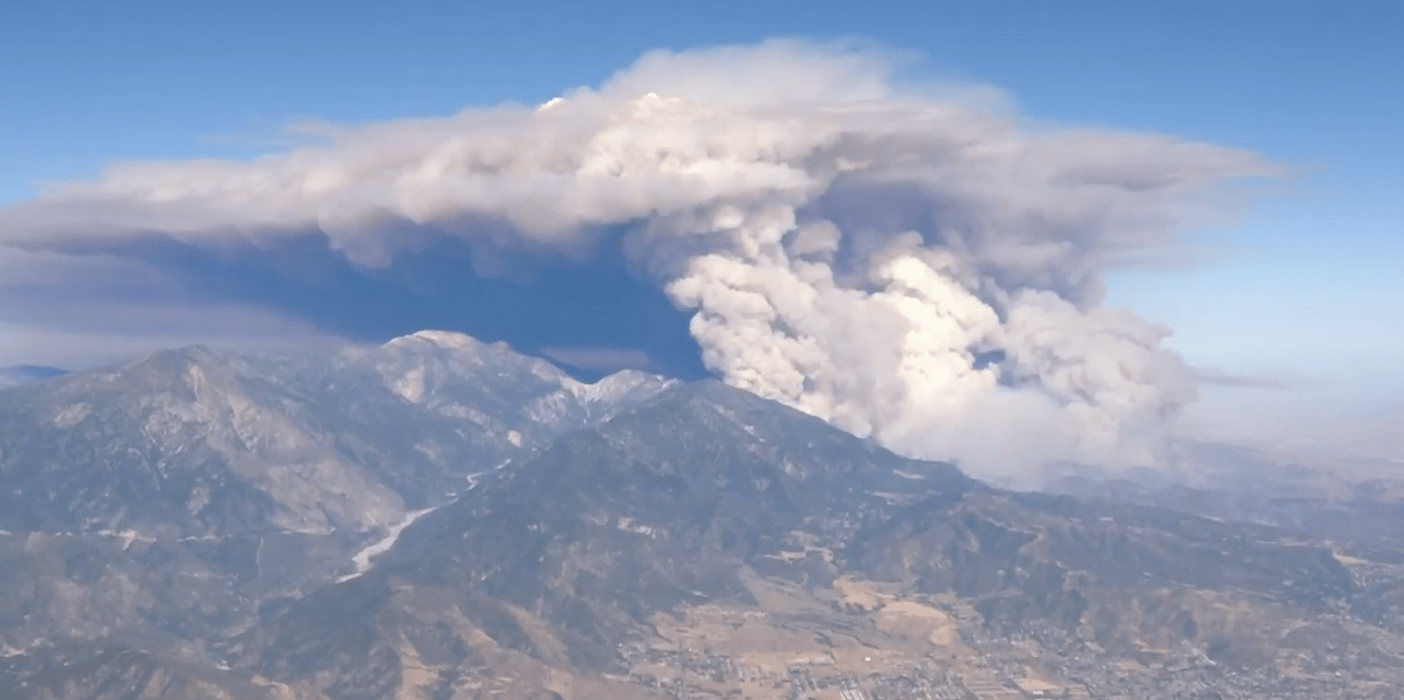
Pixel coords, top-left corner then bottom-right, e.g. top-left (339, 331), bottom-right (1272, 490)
top-left (4, 333), bottom-right (1404, 699)
top-left (0, 331), bottom-right (675, 668)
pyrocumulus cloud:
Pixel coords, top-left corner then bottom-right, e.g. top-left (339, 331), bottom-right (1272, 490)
top-left (0, 40), bottom-right (1280, 480)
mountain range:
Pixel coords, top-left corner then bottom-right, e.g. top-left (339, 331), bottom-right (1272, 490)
top-left (2, 332), bottom-right (1403, 699)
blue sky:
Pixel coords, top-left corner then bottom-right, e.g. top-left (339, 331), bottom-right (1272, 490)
top-left (1, 0), bottom-right (1400, 443)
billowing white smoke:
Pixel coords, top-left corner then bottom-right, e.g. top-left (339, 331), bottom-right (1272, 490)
top-left (0, 40), bottom-right (1278, 480)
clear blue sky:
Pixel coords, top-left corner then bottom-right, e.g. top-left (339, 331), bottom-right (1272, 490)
top-left (2, 0), bottom-right (1400, 409)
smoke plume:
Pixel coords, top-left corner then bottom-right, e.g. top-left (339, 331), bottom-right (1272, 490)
top-left (0, 40), bottom-right (1279, 479)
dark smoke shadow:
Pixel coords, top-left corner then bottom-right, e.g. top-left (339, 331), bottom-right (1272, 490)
top-left (9, 229), bottom-right (708, 380)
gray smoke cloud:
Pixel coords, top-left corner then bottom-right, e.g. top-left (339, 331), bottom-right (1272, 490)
top-left (0, 39), bottom-right (1280, 480)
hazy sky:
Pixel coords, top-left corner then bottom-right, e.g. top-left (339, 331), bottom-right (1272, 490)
top-left (1, 0), bottom-right (1399, 456)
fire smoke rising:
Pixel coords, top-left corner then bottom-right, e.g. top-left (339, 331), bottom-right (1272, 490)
top-left (0, 41), bottom-right (1279, 479)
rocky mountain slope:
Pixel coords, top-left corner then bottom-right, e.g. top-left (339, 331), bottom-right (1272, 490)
top-left (234, 383), bottom-right (1404, 699)
top-left (0, 332), bottom-right (671, 662)
top-left (4, 336), bottom-right (1404, 699)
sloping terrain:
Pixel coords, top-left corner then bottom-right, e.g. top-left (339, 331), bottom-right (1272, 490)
top-left (5, 339), bottom-right (1404, 699)
top-left (228, 383), bottom-right (1404, 700)
top-left (0, 332), bottom-right (671, 661)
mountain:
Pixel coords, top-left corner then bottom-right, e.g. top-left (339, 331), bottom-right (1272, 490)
top-left (239, 382), bottom-right (980, 695)
top-left (5, 337), bottom-right (1404, 699)
top-left (0, 332), bottom-right (671, 660)
top-left (227, 383), bottom-right (1403, 700)
top-left (0, 332), bottom-right (670, 535)
top-left (0, 364), bottom-right (67, 388)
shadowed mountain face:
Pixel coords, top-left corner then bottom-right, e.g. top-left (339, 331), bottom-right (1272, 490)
top-left (5, 337), bottom-right (1404, 699)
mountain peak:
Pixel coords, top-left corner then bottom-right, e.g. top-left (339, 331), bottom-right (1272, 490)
top-left (385, 329), bottom-right (494, 352)
top-left (559, 368), bottom-right (678, 405)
